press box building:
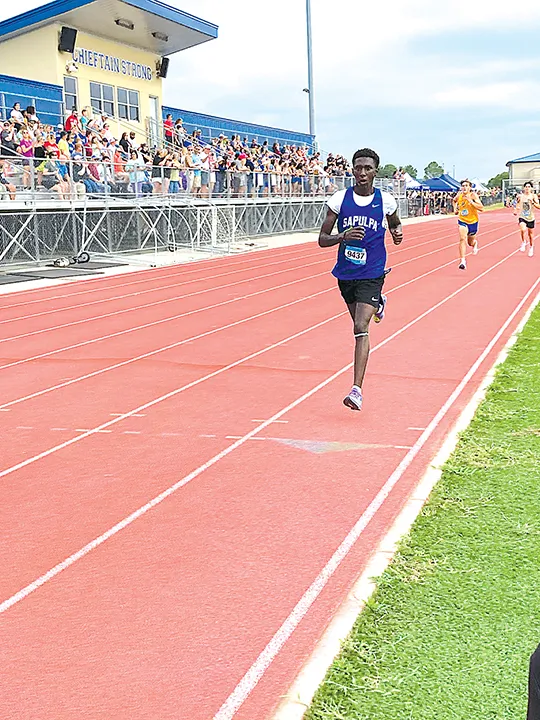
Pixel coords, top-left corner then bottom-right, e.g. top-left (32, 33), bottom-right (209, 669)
top-left (0, 0), bottom-right (314, 149)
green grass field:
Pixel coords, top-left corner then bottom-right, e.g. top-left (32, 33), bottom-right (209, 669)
top-left (306, 303), bottom-right (540, 720)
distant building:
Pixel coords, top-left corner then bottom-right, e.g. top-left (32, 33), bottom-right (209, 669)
top-left (506, 152), bottom-right (540, 185)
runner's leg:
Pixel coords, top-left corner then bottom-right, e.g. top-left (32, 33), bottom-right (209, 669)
top-left (458, 223), bottom-right (468, 267)
top-left (520, 221), bottom-right (528, 251)
top-left (351, 301), bottom-right (376, 388)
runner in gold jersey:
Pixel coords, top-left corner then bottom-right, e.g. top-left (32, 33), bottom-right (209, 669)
top-left (452, 179), bottom-right (484, 270)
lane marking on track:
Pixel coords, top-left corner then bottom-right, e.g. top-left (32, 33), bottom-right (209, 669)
top-left (408, 426), bottom-right (425, 430)
top-left (111, 413), bottom-right (146, 417)
top-left (0, 224), bottom-right (464, 326)
top-left (0, 242), bottom-right (322, 310)
top-left (0, 257), bottom-right (330, 344)
top-left (0, 247), bottom-right (521, 617)
top-left (0, 271), bottom-right (330, 372)
top-left (0, 218), bottom-right (510, 342)
top-left (0, 227), bottom-right (515, 408)
top-left (0, 288), bottom-right (334, 408)
top-left (0, 219), bottom-right (457, 311)
top-left (0, 222), bottom-right (471, 343)
top-left (0, 219), bottom-right (509, 340)
top-left (216, 272), bottom-right (540, 720)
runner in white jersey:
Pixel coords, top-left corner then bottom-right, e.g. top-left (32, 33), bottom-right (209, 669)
top-left (514, 181), bottom-right (539, 257)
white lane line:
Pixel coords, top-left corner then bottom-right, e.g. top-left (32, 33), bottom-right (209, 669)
top-left (0, 312), bottom-right (345, 484)
top-left (51, 428), bottom-right (68, 431)
top-left (408, 426), bottom-right (426, 431)
top-left (0, 257), bottom-right (328, 345)
top-left (123, 431), bottom-right (141, 435)
top-left (0, 241), bottom-right (326, 311)
top-left (0, 288), bottom-right (333, 410)
top-left (0, 221), bottom-right (459, 314)
top-left (15, 426), bottom-right (33, 430)
top-left (0, 219), bottom-right (508, 343)
top-left (0, 269), bottom-right (329, 372)
top-left (215, 274), bottom-right (540, 720)
top-left (110, 413), bottom-right (146, 417)
top-left (252, 419), bottom-right (289, 423)
top-left (0, 248), bottom-right (521, 617)
top-left (0, 247), bottom-right (331, 326)
top-left (0, 226), bottom-right (513, 408)
top-left (200, 434), bottom-right (217, 438)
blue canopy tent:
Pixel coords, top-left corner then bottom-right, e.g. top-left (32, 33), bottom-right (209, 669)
top-left (439, 173), bottom-right (461, 190)
top-left (422, 176), bottom-right (457, 192)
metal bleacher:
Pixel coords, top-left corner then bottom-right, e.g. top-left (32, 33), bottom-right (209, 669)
top-left (161, 105), bottom-right (315, 150)
top-left (0, 73), bottom-right (63, 127)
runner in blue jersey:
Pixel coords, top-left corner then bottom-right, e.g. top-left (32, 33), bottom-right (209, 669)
top-left (319, 148), bottom-right (403, 411)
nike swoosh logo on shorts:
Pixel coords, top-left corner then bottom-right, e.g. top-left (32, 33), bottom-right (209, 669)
top-left (371, 297), bottom-right (379, 302)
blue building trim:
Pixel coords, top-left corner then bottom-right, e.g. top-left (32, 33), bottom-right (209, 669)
top-left (0, 0), bottom-right (94, 39)
top-left (0, 73), bottom-right (64, 127)
top-left (0, 0), bottom-right (217, 42)
top-left (507, 152), bottom-right (540, 165)
top-left (162, 106), bottom-right (315, 148)
top-left (123, 0), bottom-right (218, 38)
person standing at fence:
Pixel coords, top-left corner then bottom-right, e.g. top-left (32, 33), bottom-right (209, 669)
top-left (453, 179), bottom-right (484, 270)
top-left (514, 181), bottom-right (538, 257)
top-left (318, 148), bottom-right (403, 411)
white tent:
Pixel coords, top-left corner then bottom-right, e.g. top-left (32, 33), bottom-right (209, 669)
top-left (470, 178), bottom-right (489, 193)
top-left (404, 172), bottom-right (422, 189)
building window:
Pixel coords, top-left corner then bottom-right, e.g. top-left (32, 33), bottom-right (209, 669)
top-left (63, 76), bottom-right (78, 113)
top-left (117, 88), bottom-right (140, 123)
top-left (89, 81), bottom-right (115, 117)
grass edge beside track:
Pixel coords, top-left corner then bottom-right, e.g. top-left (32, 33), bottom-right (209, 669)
top-left (306, 304), bottom-right (540, 720)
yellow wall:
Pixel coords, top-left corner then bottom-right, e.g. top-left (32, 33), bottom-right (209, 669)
top-left (62, 29), bottom-right (163, 139)
top-left (0, 24), bottom-right (163, 141)
top-left (0, 25), bottom-right (59, 83)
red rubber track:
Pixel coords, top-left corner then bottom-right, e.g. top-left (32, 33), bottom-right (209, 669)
top-left (0, 211), bottom-right (537, 720)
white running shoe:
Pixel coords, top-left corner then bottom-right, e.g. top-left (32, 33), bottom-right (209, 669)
top-left (520, 241), bottom-right (527, 252)
top-left (472, 241), bottom-right (479, 255)
top-left (374, 294), bottom-right (387, 324)
top-left (459, 260), bottom-right (467, 270)
top-left (529, 246), bottom-right (534, 257)
top-left (343, 385), bottom-right (362, 411)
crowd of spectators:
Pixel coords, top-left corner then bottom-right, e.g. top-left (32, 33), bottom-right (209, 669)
top-left (0, 102), bottom-right (355, 200)
top-left (1, 100), bottom-right (502, 211)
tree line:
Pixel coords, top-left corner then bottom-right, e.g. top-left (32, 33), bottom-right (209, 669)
top-left (378, 161), bottom-right (444, 179)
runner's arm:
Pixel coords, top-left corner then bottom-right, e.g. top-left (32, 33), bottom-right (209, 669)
top-left (387, 210), bottom-right (403, 245)
top-left (514, 195), bottom-right (522, 215)
top-left (533, 194), bottom-right (540, 210)
top-left (453, 192), bottom-right (460, 214)
top-left (470, 192), bottom-right (484, 211)
top-left (318, 207), bottom-right (364, 247)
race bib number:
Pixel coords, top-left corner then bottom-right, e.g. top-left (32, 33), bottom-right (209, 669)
top-left (460, 208), bottom-right (469, 216)
top-left (344, 246), bottom-right (367, 265)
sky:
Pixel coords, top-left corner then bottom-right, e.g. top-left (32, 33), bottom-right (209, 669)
top-left (4, 0), bottom-right (540, 180)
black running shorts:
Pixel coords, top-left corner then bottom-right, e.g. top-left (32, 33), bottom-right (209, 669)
top-left (519, 218), bottom-right (535, 229)
top-left (337, 275), bottom-right (385, 307)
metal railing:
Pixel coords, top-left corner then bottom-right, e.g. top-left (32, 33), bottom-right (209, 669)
top-left (0, 154), bottom-right (408, 203)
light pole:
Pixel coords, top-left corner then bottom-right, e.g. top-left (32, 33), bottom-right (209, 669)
top-left (305, 0), bottom-right (315, 138)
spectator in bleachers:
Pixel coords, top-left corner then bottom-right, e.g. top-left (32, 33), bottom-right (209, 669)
top-left (65, 107), bottom-right (80, 133)
top-left (10, 102), bottom-right (24, 130)
top-left (1, 95), bottom-right (361, 202)
top-left (0, 158), bottom-right (17, 199)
